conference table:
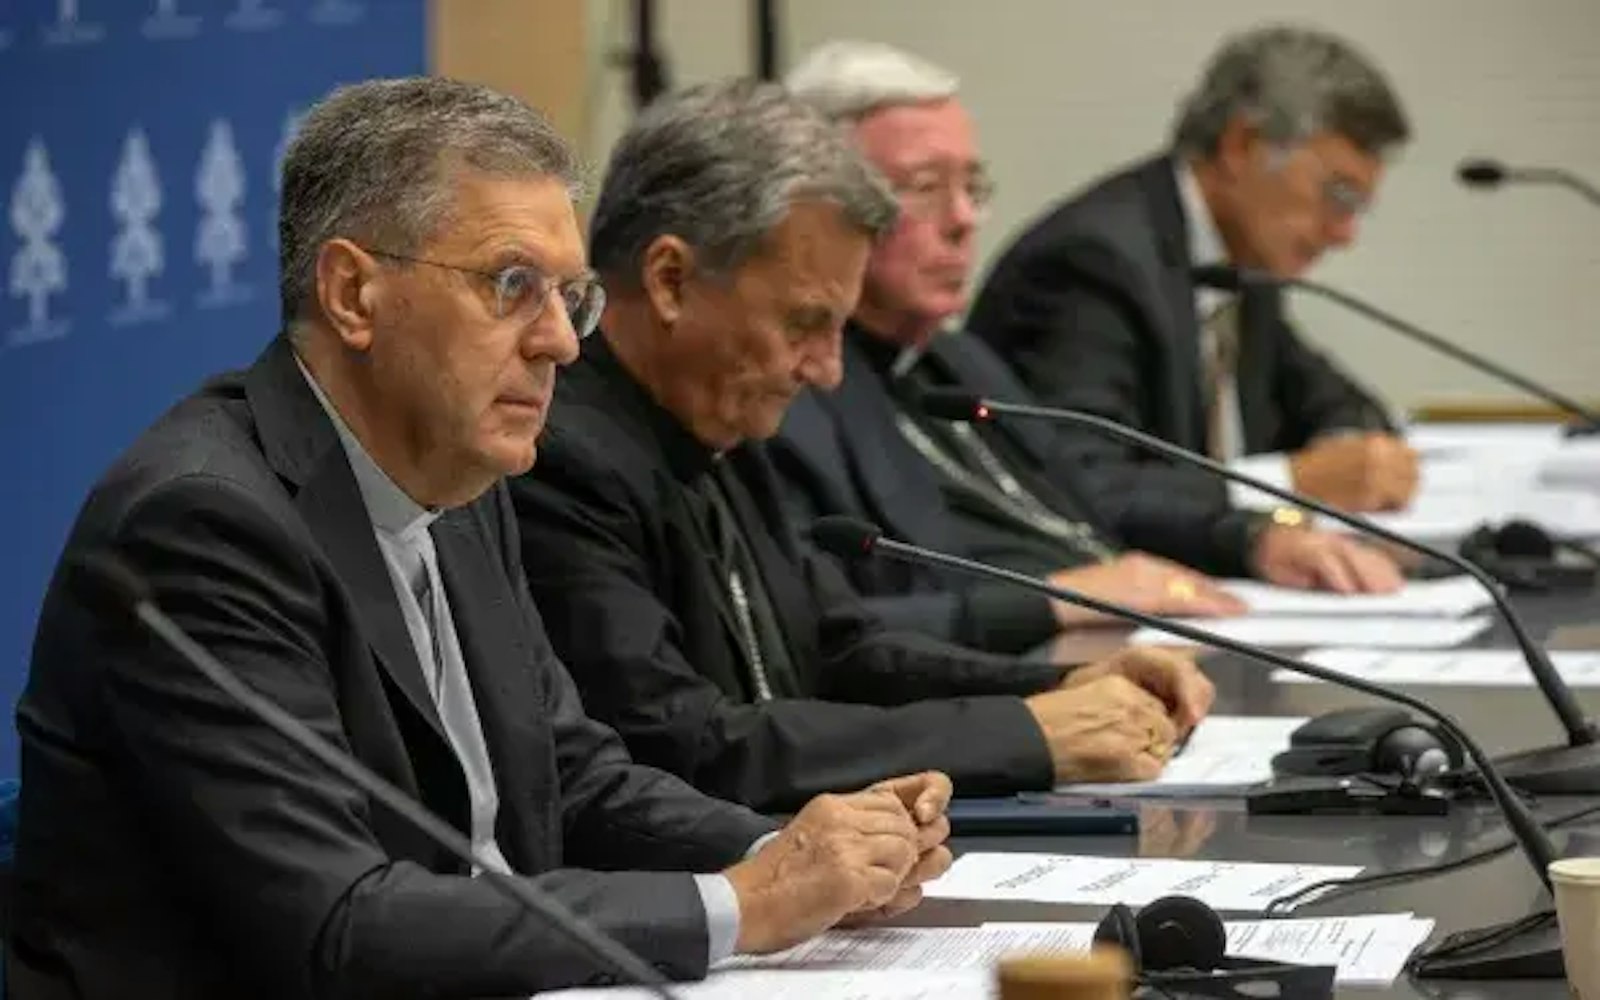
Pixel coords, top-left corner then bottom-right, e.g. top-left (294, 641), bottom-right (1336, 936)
top-left (920, 585), bottom-right (1600, 998)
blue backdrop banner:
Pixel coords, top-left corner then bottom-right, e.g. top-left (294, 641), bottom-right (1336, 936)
top-left (0, 0), bottom-right (428, 776)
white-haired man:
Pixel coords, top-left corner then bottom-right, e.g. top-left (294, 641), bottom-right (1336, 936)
top-left (771, 40), bottom-right (1402, 657)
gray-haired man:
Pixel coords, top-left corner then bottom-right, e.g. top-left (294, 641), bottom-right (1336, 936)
top-left (970, 25), bottom-right (1421, 516)
top-left (509, 79), bottom-right (1215, 816)
top-left (12, 76), bottom-right (953, 998)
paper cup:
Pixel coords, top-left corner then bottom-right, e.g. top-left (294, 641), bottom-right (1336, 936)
top-left (1550, 857), bottom-right (1600, 999)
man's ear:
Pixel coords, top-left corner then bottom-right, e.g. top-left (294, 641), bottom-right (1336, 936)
top-left (640, 235), bottom-right (696, 330)
top-left (314, 238), bottom-right (382, 352)
top-left (1213, 115), bottom-right (1266, 181)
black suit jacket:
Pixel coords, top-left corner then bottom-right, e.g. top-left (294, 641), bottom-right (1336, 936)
top-left (968, 154), bottom-right (1391, 535)
top-left (508, 335), bottom-right (1060, 813)
top-left (772, 326), bottom-right (1266, 644)
top-left (10, 336), bottom-right (775, 1000)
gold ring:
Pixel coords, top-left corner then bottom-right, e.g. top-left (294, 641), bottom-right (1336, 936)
top-left (1166, 578), bottom-right (1197, 601)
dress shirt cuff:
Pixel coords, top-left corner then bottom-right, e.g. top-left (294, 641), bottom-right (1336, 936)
top-left (693, 832), bottom-right (780, 965)
top-left (1226, 452), bottom-right (1293, 510)
top-left (693, 874), bottom-right (741, 966)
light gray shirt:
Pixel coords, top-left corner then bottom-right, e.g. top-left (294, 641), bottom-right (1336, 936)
top-left (295, 358), bottom-right (745, 964)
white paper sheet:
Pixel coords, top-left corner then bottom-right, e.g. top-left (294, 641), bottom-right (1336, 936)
top-left (1324, 489), bottom-right (1600, 540)
top-left (1221, 576), bottom-right (1490, 617)
top-left (719, 914), bottom-right (1432, 987)
top-left (1055, 715), bottom-right (1304, 797)
top-left (1130, 614), bottom-right (1489, 649)
top-left (539, 969), bottom-right (991, 1000)
top-left (1280, 648), bottom-right (1600, 687)
top-left (922, 853), bottom-right (1362, 912)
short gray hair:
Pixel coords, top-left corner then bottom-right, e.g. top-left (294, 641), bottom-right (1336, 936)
top-left (588, 78), bottom-right (898, 288)
top-left (786, 39), bottom-right (959, 122)
top-left (278, 76), bottom-right (580, 326)
top-left (1172, 26), bottom-right (1410, 159)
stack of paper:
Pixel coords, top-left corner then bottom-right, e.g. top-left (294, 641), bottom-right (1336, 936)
top-left (540, 969), bottom-right (990, 999)
top-left (1283, 648), bottom-right (1600, 687)
top-left (1220, 576), bottom-right (1491, 616)
top-left (717, 913), bottom-right (1433, 987)
top-left (1130, 614), bottom-right (1490, 650)
top-left (1056, 714), bottom-right (1304, 797)
top-left (923, 853), bottom-right (1361, 912)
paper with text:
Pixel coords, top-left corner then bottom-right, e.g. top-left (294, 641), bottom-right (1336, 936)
top-left (1283, 648), bottom-right (1600, 687)
top-left (1056, 715), bottom-right (1304, 796)
top-left (923, 853), bottom-right (1362, 911)
top-left (539, 969), bottom-right (993, 1000)
top-left (1131, 615), bottom-right (1489, 650)
top-left (1221, 576), bottom-right (1490, 617)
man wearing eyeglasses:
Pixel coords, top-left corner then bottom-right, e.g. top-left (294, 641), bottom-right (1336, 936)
top-left (969, 26), bottom-right (1420, 516)
top-left (12, 78), bottom-right (956, 998)
top-left (767, 40), bottom-right (1400, 660)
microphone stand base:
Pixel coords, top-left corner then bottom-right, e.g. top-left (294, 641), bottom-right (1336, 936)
top-left (1494, 739), bottom-right (1600, 795)
top-left (1562, 419), bottom-right (1600, 439)
top-left (1411, 911), bottom-right (1564, 980)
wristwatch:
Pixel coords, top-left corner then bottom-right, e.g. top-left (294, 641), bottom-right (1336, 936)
top-left (1246, 505), bottom-right (1311, 551)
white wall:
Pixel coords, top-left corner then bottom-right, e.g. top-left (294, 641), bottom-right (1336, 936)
top-left (586, 0), bottom-right (1600, 412)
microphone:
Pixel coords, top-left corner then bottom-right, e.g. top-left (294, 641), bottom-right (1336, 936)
top-left (1456, 157), bottom-right (1600, 208)
top-left (1189, 264), bottom-right (1600, 436)
top-left (67, 550), bottom-right (680, 999)
top-left (811, 516), bottom-right (1567, 979)
top-left (916, 388), bottom-right (1600, 796)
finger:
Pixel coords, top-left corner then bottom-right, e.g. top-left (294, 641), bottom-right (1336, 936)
top-left (877, 885), bottom-right (924, 920)
top-left (840, 805), bottom-right (921, 842)
top-left (1308, 544), bottom-right (1358, 594)
top-left (1169, 666), bottom-right (1217, 733)
top-left (906, 772), bottom-right (953, 825)
top-left (1341, 542), bottom-right (1404, 594)
top-left (913, 814), bottom-right (951, 853)
top-left (1192, 579), bottom-right (1249, 616)
top-left (905, 844), bottom-right (954, 887)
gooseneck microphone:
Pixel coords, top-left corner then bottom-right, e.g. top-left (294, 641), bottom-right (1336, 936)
top-left (1190, 263), bottom-right (1600, 435)
top-left (810, 516), bottom-right (1559, 888)
top-left (1457, 158), bottom-right (1600, 208)
top-left (916, 388), bottom-right (1600, 796)
top-left (68, 551), bottom-right (680, 1000)
top-left (812, 516), bottom-right (1567, 980)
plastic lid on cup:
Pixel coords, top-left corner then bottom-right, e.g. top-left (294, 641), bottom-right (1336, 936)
top-left (1549, 857), bottom-right (1600, 885)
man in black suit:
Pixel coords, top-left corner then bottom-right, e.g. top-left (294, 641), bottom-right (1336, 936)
top-left (969, 26), bottom-right (1420, 515)
top-left (770, 41), bottom-right (1401, 655)
top-left (10, 78), bottom-right (953, 1000)
top-left (510, 79), bottom-right (1215, 816)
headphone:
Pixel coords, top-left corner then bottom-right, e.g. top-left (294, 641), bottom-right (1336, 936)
top-left (1093, 896), bottom-right (1335, 999)
top-left (1459, 519), bottom-right (1600, 592)
top-left (1270, 708), bottom-right (1464, 786)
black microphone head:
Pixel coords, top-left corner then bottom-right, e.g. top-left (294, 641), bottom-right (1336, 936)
top-left (1189, 263), bottom-right (1243, 292)
top-left (1457, 159), bottom-right (1507, 187)
top-left (65, 549), bottom-right (154, 629)
top-left (1495, 519), bottom-right (1555, 558)
top-left (809, 517), bottom-right (883, 561)
top-left (917, 388), bottom-right (986, 422)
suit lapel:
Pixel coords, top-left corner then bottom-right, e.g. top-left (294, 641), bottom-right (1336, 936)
top-left (245, 336), bottom-right (448, 746)
top-left (1142, 157), bottom-right (1210, 448)
top-left (832, 335), bottom-right (952, 549)
top-left (430, 508), bottom-right (549, 872)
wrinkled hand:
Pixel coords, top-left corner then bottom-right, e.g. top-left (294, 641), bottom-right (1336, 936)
top-left (1289, 433), bottom-right (1419, 511)
top-left (1063, 646), bottom-right (1216, 733)
top-left (1026, 650), bottom-right (1207, 784)
top-left (1047, 553), bottom-right (1246, 628)
top-left (840, 772), bottom-right (954, 925)
top-left (1253, 526), bottom-right (1404, 594)
top-left (724, 776), bottom-right (944, 953)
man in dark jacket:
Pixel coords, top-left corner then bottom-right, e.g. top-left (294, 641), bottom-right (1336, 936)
top-left (510, 79), bottom-right (1215, 814)
top-left (769, 40), bottom-right (1400, 655)
top-left (969, 26), bottom-right (1420, 516)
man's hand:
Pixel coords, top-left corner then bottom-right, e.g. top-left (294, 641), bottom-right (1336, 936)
top-left (1253, 526), bottom-right (1404, 594)
top-left (1024, 647), bottom-right (1214, 784)
top-left (1289, 433), bottom-right (1418, 511)
top-left (1047, 553), bottom-right (1246, 628)
top-left (724, 774), bottom-right (951, 953)
top-left (841, 772), bottom-right (954, 925)
top-left (1063, 647), bottom-right (1216, 732)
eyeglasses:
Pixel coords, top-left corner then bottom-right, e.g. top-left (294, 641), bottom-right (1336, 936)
top-left (891, 163), bottom-right (995, 221)
top-left (1273, 145), bottom-right (1373, 220)
top-left (364, 248), bottom-right (607, 339)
